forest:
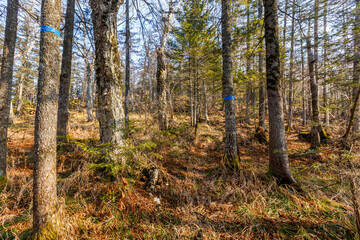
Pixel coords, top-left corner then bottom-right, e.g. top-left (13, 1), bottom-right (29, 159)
top-left (0, 0), bottom-right (359, 239)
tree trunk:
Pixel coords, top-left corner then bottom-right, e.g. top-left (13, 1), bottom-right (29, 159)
top-left (281, 0), bottom-right (289, 115)
top-left (0, 0), bottom-right (19, 178)
top-left (353, 0), bottom-right (360, 131)
top-left (307, 37), bottom-right (321, 149)
top-left (287, 0), bottom-right (296, 130)
top-left (203, 80), bottom-right (209, 123)
top-left (156, 46), bottom-right (168, 131)
top-left (221, 0), bottom-right (239, 167)
top-left (156, 0), bottom-right (177, 130)
top-left (86, 59), bottom-right (95, 121)
top-left (90, 0), bottom-right (125, 161)
top-left (323, 0), bottom-right (329, 126)
top-left (301, 34), bottom-right (307, 126)
top-left (9, 100), bottom-right (14, 125)
top-left (245, 1), bottom-right (251, 125)
top-left (264, 0), bottom-right (296, 184)
top-left (343, 0), bottom-right (360, 138)
top-left (57, 0), bottom-right (75, 140)
top-left (16, 73), bottom-right (24, 114)
top-left (258, 0), bottom-right (266, 129)
top-left (33, 0), bottom-right (61, 238)
top-left (124, 0), bottom-right (130, 131)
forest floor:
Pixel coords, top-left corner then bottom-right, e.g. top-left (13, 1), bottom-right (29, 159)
top-left (1, 110), bottom-right (360, 239)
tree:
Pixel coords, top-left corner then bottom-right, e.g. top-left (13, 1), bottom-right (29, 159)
top-left (124, 0), bottom-right (130, 131)
top-left (57, 0), bottom-right (75, 140)
top-left (221, 0), bottom-right (240, 168)
top-left (33, 0), bottom-right (61, 238)
top-left (287, 0), bottom-right (296, 130)
top-left (0, 0), bottom-right (19, 179)
top-left (90, 0), bottom-right (125, 161)
top-left (353, 0), bottom-right (360, 132)
top-left (258, 0), bottom-right (266, 129)
top-left (156, 0), bottom-right (178, 131)
top-left (263, 0), bottom-right (296, 184)
top-left (307, 30), bottom-right (321, 149)
top-left (343, 0), bottom-right (360, 139)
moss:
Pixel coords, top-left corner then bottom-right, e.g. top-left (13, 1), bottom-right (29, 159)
top-left (33, 221), bottom-right (58, 240)
top-left (223, 155), bottom-right (241, 170)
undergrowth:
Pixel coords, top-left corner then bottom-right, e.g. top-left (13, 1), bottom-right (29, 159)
top-left (0, 113), bottom-right (359, 239)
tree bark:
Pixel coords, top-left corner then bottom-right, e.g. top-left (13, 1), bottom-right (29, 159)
top-left (124, 0), bottom-right (130, 131)
top-left (343, 0), bottom-right (360, 138)
top-left (86, 59), bottom-right (95, 122)
top-left (353, 0), bottom-right (360, 131)
top-left (0, 0), bottom-right (19, 178)
top-left (287, 0), bottom-right (296, 130)
top-left (156, 0), bottom-right (178, 130)
top-left (222, 0), bottom-right (239, 167)
top-left (33, 0), bottom-right (61, 238)
top-left (263, 0), bottom-right (295, 184)
top-left (323, 0), bottom-right (329, 126)
top-left (57, 0), bottom-right (75, 140)
top-left (307, 37), bottom-right (321, 149)
top-left (258, 0), bottom-right (266, 129)
top-left (245, 1), bottom-right (251, 125)
top-left (281, 0), bottom-right (289, 115)
top-left (156, 46), bottom-right (168, 130)
top-left (90, 0), bottom-right (125, 161)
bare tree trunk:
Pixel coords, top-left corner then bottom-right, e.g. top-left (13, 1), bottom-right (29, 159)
top-left (156, 0), bottom-right (178, 131)
top-left (203, 80), bottom-right (209, 123)
top-left (245, 1), bottom-right (251, 125)
top-left (264, 0), bottom-right (296, 184)
top-left (353, 0), bottom-right (360, 131)
top-left (281, 0), bottom-right (289, 115)
top-left (0, 0), bottom-right (19, 178)
top-left (301, 34), bottom-right (307, 126)
top-left (16, 73), bottom-right (24, 114)
top-left (156, 46), bottom-right (168, 130)
top-left (258, 0), bottom-right (266, 129)
top-left (90, 0), bottom-right (125, 161)
top-left (33, 0), bottom-right (61, 238)
top-left (86, 59), bottom-right (95, 121)
top-left (57, 0), bottom-right (75, 140)
top-left (124, 0), bottom-right (130, 131)
top-left (287, 0), bottom-right (295, 130)
top-left (222, 0), bottom-right (239, 167)
top-left (314, 0), bottom-right (319, 85)
top-left (9, 100), bottom-right (14, 125)
top-left (307, 37), bottom-right (321, 149)
top-left (343, 0), bottom-right (360, 138)
top-left (323, 0), bottom-right (329, 126)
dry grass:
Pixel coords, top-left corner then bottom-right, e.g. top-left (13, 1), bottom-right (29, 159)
top-left (0, 111), bottom-right (359, 239)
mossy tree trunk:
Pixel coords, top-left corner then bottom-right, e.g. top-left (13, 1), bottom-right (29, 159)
top-left (0, 0), bottom-right (19, 178)
top-left (263, 0), bottom-right (296, 184)
top-left (33, 0), bottom-right (61, 238)
top-left (221, 0), bottom-right (239, 167)
top-left (57, 0), bottom-right (75, 140)
top-left (90, 0), bottom-right (125, 161)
